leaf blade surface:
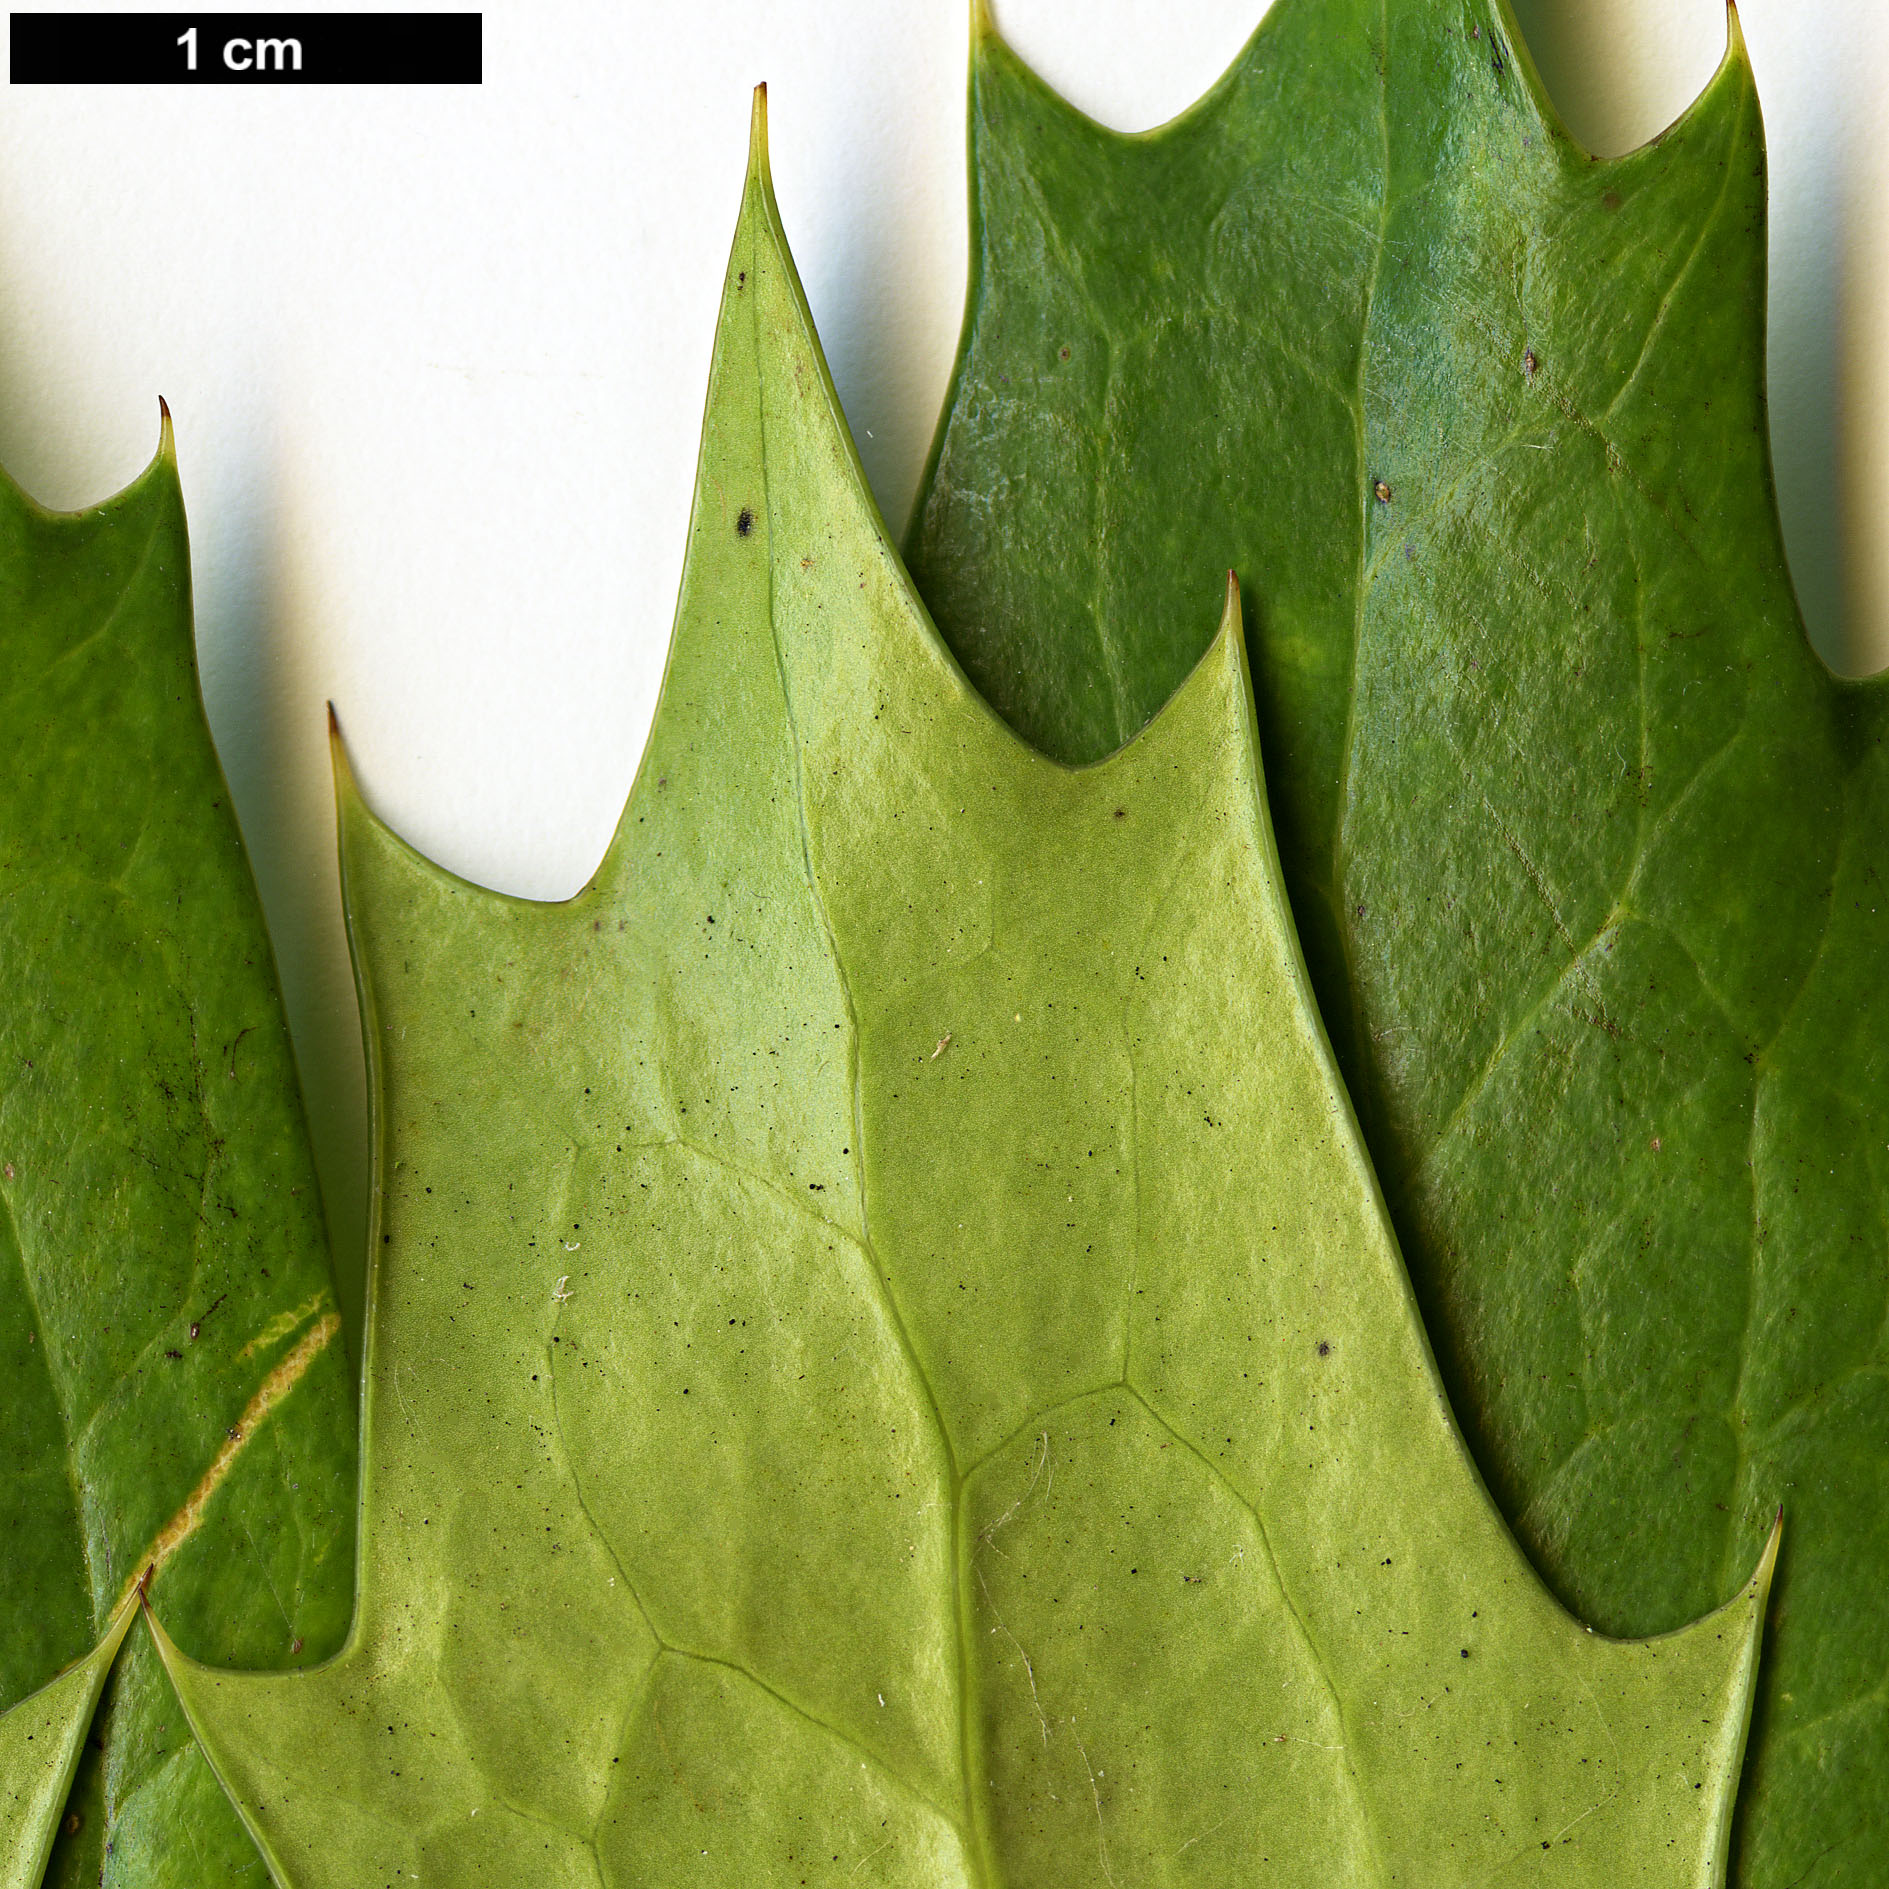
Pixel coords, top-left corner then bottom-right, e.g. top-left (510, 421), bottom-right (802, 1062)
top-left (159, 105), bottom-right (1771, 1889)
top-left (0, 432), bottom-right (356, 1887)
top-left (905, 6), bottom-right (1887, 1878)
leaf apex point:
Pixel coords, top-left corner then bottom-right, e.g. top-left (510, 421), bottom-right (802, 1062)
top-left (971, 0), bottom-right (999, 45)
top-left (327, 705), bottom-right (365, 810)
top-left (1751, 1507), bottom-right (1785, 1594)
top-left (748, 82), bottom-right (771, 180)
top-left (1217, 569), bottom-right (1245, 643)
top-left (156, 396), bottom-right (175, 465)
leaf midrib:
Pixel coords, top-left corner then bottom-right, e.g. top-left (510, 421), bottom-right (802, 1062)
top-left (746, 212), bottom-right (994, 1881)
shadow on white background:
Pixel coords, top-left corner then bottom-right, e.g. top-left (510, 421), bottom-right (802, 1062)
top-left (0, 0), bottom-right (1878, 1336)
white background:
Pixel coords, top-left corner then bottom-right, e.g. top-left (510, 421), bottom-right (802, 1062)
top-left (0, 0), bottom-right (1882, 1331)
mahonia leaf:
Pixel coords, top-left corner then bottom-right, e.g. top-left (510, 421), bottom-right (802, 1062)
top-left (0, 1601), bottom-right (132, 1889)
top-left (153, 94), bottom-right (1773, 1888)
top-left (0, 421), bottom-right (355, 1887)
top-left (905, 2), bottom-right (1886, 1877)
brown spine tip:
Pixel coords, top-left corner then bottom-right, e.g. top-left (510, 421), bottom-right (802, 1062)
top-left (156, 396), bottom-right (175, 465)
top-left (1218, 569), bottom-right (1245, 645)
top-left (327, 704), bottom-right (363, 810)
top-left (746, 83), bottom-right (774, 189)
top-left (137, 1563), bottom-right (154, 1600)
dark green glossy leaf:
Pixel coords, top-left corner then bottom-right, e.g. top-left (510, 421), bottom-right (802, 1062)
top-left (905, 2), bottom-right (1888, 1879)
top-left (0, 430), bottom-right (355, 1886)
top-left (155, 100), bottom-right (1771, 1889)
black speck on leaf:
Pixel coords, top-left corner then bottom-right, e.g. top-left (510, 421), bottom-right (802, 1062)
top-left (736, 508), bottom-right (754, 537)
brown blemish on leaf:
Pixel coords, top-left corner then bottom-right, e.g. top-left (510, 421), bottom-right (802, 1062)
top-left (118, 1312), bottom-right (342, 1611)
top-left (238, 1293), bottom-right (328, 1361)
top-left (1373, 480), bottom-right (1392, 504)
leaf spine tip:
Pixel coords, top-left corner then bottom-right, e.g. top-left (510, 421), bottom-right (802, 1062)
top-left (1746, 1506), bottom-right (1784, 1600)
top-left (1218, 568), bottom-right (1244, 642)
top-left (327, 703), bottom-right (361, 807)
top-left (748, 82), bottom-right (770, 180)
top-left (970, 0), bottom-right (999, 46)
top-left (156, 396), bottom-right (175, 464)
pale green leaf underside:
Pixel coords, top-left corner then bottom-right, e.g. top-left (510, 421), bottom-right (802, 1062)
top-left (0, 1604), bottom-right (132, 1889)
top-left (156, 104), bottom-right (1770, 1888)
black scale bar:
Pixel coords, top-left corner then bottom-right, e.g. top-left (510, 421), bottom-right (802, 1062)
top-left (11, 13), bottom-right (481, 82)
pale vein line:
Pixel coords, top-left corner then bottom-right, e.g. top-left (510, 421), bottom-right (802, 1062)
top-left (750, 231), bottom-right (983, 1872)
top-left (1600, 87), bottom-right (1748, 426)
top-left (1070, 1722), bottom-right (1119, 1889)
top-left (27, 504), bottom-right (167, 692)
top-left (1328, 0), bottom-right (1397, 1124)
